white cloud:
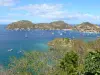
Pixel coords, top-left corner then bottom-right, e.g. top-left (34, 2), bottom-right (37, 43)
top-left (0, 19), bottom-right (17, 23)
top-left (9, 3), bottom-right (100, 21)
top-left (12, 4), bottom-right (63, 11)
top-left (11, 4), bottom-right (100, 21)
top-left (0, 0), bottom-right (19, 6)
top-left (12, 4), bottom-right (65, 18)
top-left (7, 13), bottom-right (27, 16)
top-left (68, 13), bottom-right (100, 20)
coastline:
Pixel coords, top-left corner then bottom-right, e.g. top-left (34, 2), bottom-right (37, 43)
top-left (6, 28), bottom-right (100, 34)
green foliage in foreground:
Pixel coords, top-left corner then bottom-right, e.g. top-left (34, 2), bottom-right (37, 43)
top-left (2, 38), bottom-right (100, 75)
top-left (8, 51), bottom-right (48, 75)
top-left (3, 51), bottom-right (100, 75)
top-left (84, 51), bottom-right (100, 75)
top-left (59, 51), bottom-right (79, 75)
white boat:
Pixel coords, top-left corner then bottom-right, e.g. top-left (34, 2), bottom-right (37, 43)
top-left (19, 51), bottom-right (22, 53)
top-left (63, 29), bottom-right (72, 31)
top-left (52, 32), bottom-right (54, 35)
top-left (60, 33), bottom-right (63, 35)
top-left (42, 32), bottom-right (44, 35)
top-left (18, 44), bottom-right (23, 53)
top-left (25, 33), bottom-right (28, 38)
top-left (8, 49), bottom-right (13, 52)
top-left (97, 36), bottom-right (100, 38)
top-left (17, 50), bottom-right (22, 53)
top-left (72, 36), bottom-right (75, 39)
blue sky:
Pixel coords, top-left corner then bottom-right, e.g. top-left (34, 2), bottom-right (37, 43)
top-left (0, 0), bottom-right (100, 24)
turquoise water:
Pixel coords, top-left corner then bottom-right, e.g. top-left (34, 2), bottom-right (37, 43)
top-left (0, 25), bottom-right (100, 66)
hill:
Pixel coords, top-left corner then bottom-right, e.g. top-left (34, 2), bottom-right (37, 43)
top-left (50, 21), bottom-right (72, 29)
top-left (6, 20), bottom-right (35, 30)
top-left (75, 22), bottom-right (100, 33)
top-left (6, 20), bottom-right (73, 30)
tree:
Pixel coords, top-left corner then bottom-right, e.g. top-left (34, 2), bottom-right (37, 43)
top-left (8, 51), bottom-right (49, 75)
top-left (84, 51), bottom-right (100, 75)
top-left (59, 51), bottom-right (79, 75)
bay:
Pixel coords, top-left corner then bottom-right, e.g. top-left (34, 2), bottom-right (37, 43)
top-left (0, 25), bottom-right (100, 66)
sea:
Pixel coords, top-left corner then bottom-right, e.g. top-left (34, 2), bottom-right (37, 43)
top-left (0, 25), bottom-right (100, 66)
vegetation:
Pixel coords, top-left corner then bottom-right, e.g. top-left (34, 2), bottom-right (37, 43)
top-left (84, 51), bottom-right (100, 75)
top-left (6, 20), bottom-right (72, 30)
top-left (59, 51), bottom-right (79, 75)
top-left (74, 22), bottom-right (100, 32)
top-left (8, 51), bottom-right (49, 75)
top-left (6, 20), bottom-right (35, 30)
top-left (6, 20), bottom-right (100, 33)
top-left (1, 38), bottom-right (100, 75)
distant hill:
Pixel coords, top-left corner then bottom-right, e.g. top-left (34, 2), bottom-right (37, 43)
top-left (6, 20), bottom-right (35, 30)
top-left (34, 23), bottom-right (51, 29)
top-left (75, 22), bottom-right (100, 33)
top-left (50, 21), bottom-right (68, 29)
top-left (6, 20), bottom-right (73, 30)
top-left (6, 20), bottom-right (100, 33)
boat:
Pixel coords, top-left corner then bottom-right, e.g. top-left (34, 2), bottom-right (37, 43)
top-left (97, 36), bottom-right (100, 38)
top-left (25, 33), bottom-right (28, 38)
top-left (72, 36), bottom-right (75, 39)
top-left (52, 32), bottom-right (54, 35)
top-left (17, 50), bottom-right (22, 53)
top-left (17, 44), bottom-right (23, 53)
top-left (60, 33), bottom-right (63, 35)
top-left (8, 49), bottom-right (13, 52)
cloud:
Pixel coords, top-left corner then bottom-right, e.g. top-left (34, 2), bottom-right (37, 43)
top-left (7, 13), bottom-right (27, 16)
top-left (0, 19), bottom-right (17, 23)
top-left (12, 4), bottom-right (65, 18)
top-left (11, 3), bottom-right (100, 21)
top-left (12, 4), bottom-right (63, 11)
top-left (0, 0), bottom-right (19, 6)
top-left (67, 13), bottom-right (100, 20)
top-left (0, 13), bottom-right (29, 19)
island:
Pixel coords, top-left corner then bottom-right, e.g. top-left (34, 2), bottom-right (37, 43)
top-left (74, 22), bottom-right (100, 33)
top-left (6, 20), bottom-right (100, 33)
top-left (6, 20), bottom-right (35, 31)
top-left (6, 20), bottom-right (73, 30)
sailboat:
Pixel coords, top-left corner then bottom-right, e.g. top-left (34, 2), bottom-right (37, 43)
top-left (52, 32), bottom-right (54, 35)
top-left (60, 33), bottom-right (63, 35)
top-left (17, 44), bottom-right (22, 53)
top-left (25, 33), bottom-right (28, 38)
top-left (8, 49), bottom-right (13, 52)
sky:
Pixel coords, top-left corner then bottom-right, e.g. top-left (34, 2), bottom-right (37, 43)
top-left (0, 0), bottom-right (100, 24)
